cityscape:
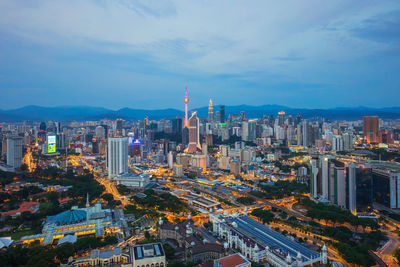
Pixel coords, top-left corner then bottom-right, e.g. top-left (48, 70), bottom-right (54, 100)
top-left (1, 1), bottom-right (400, 267)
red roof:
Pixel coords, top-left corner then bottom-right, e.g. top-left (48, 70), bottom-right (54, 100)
top-left (215, 254), bottom-right (248, 267)
top-left (1, 201), bottom-right (40, 217)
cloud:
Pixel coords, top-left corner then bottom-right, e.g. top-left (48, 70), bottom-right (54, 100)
top-left (351, 10), bottom-right (400, 43)
top-left (0, 0), bottom-right (399, 109)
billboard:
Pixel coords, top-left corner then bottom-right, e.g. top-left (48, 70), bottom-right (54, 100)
top-left (47, 134), bottom-right (57, 154)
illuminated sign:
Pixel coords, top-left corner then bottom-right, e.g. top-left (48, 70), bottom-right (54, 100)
top-left (47, 135), bottom-right (57, 154)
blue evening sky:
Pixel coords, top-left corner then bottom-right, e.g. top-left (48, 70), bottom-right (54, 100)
top-left (0, 0), bottom-right (399, 110)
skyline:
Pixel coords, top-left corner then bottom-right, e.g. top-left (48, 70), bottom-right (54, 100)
top-left (1, 1), bottom-right (400, 109)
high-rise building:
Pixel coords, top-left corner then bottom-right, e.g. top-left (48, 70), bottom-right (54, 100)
top-left (39, 122), bottom-right (46, 132)
top-left (302, 120), bottom-right (309, 147)
top-left (331, 135), bottom-right (343, 151)
top-left (219, 105), bottom-right (225, 123)
top-left (372, 168), bottom-right (400, 209)
top-left (115, 119), bottom-right (123, 136)
top-left (347, 163), bottom-right (372, 214)
top-left (208, 99), bottom-right (213, 122)
top-left (278, 111), bottom-right (285, 126)
top-left (7, 136), bottom-right (23, 170)
top-left (107, 137), bottom-right (129, 178)
top-left (240, 111), bottom-right (246, 121)
top-left (95, 126), bottom-right (106, 139)
top-left (342, 132), bottom-right (354, 151)
top-left (185, 112), bottom-right (201, 153)
top-left (363, 116), bottom-right (379, 143)
top-left (172, 118), bottom-right (183, 134)
top-left (294, 113), bottom-right (302, 127)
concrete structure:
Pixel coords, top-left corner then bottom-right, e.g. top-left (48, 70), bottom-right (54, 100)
top-left (372, 168), bottom-right (400, 210)
top-left (363, 116), bottom-right (379, 143)
top-left (172, 190), bottom-right (220, 211)
top-left (331, 135), bottom-right (343, 152)
top-left (215, 253), bottom-right (251, 267)
top-left (186, 112), bottom-right (202, 153)
top-left (159, 218), bottom-right (224, 262)
top-left (61, 243), bottom-right (165, 267)
top-left (108, 137), bottom-right (129, 178)
top-left (113, 172), bottom-right (150, 188)
top-left (122, 243), bottom-right (166, 267)
top-left (173, 164), bottom-right (183, 177)
top-left (6, 136), bottom-right (23, 170)
top-left (210, 214), bottom-right (325, 266)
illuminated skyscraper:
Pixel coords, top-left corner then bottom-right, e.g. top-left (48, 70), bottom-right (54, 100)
top-left (363, 116), bottom-right (379, 143)
top-left (185, 112), bottom-right (202, 153)
top-left (278, 111), bottom-right (285, 126)
top-left (107, 137), bottom-right (128, 178)
top-left (208, 99), bottom-right (213, 122)
top-left (115, 119), bottom-right (123, 136)
top-left (7, 136), bottom-right (23, 170)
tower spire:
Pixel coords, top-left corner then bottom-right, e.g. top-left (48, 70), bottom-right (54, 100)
top-left (184, 87), bottom-right (189, 128)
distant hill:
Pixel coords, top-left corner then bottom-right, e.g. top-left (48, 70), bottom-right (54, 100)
top-left (0, 105), bottom-right (399, 122)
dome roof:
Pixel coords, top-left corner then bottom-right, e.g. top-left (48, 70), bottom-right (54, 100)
top-left (52, 210), bottom-right (87, 223)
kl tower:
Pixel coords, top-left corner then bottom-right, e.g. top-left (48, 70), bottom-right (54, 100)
top-left (184, 88), bottom-right (189, 128)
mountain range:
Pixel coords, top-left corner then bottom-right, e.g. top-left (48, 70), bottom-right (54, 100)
top-left (1, 105), bottom-right (400, 122)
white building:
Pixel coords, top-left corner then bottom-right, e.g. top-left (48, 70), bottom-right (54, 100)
top-left (113, 173), bottom-right (150, 188)
top-left (210, 214), bottom-right (326, 266)
top-left (332, 135), bottom-right (344, 152)
top-left (108, 137), bottom-right (129, 178)
top-left (7, 136), bottom-right (23, 170)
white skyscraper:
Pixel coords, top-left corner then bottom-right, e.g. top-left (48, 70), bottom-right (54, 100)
top-left (332, 135), bottom-right (344, 151)
top-left (342, 132), bottom-right (354, 151)
top-left (7, 136), bottom-right (23, 170)
top-left (107, 137), bottom-right (129, 178)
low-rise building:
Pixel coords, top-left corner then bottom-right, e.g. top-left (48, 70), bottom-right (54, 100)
top-left (171, 190), bottom-right (220, 211)
top-left (210, 214), bottom-right (326, 266)
top-left (113, 172), bottom-right (150, 188)
top-left (159, 216), bottom-right (224, 263)
top-left (215, 253), bottom-right (251, 267)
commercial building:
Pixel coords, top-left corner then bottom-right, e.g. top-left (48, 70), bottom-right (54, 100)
top-left (122, 243), bottom-right (166, 267)
top-left (210, 214), bottom-right (326, 266)
top-left (220, 105), bottom-right (226, 123)
top-left (6, 135), bottom-right (23, 170)
top-left (108, 137), bottom-right (129, 178)
top-left (186, 112), bottom-right (202, 153)
top-left (278, 111), bottom-right (285, 127)
top-left (113, 172), bottom-right (150, 188)
top-left (363, 116), bottom-right (379, 143)
top-left (171, 190), bottom-right (220, 211)
top-left (372, 168), bottom-right (400, 210)
top-left (61, 243), bottom-right (166, 267)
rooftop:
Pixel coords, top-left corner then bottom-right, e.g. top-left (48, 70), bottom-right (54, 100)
top-left (215, 253), bottom-right (249, 267)
top-left (228, 216), bottom-right (320, 262)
